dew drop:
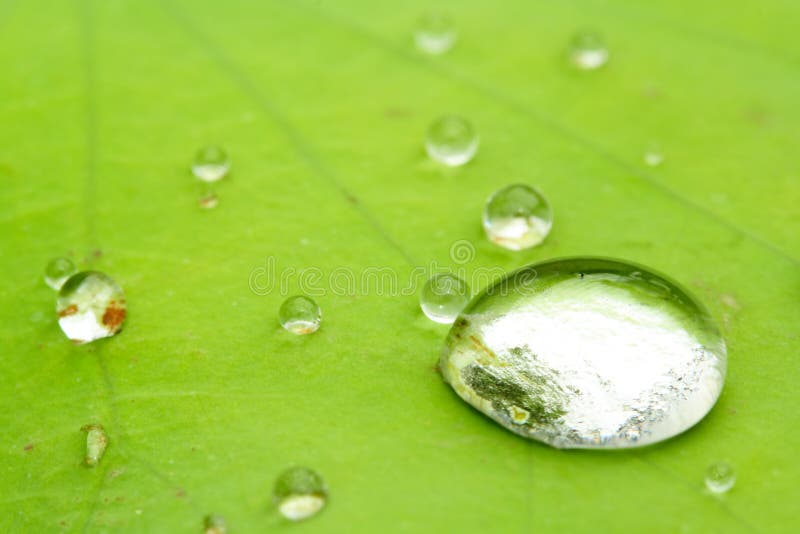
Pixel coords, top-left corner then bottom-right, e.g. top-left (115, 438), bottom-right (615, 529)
top-left (44, 257), bottom-right (77, 290)
top-left (203, 514), bottom-right (227, 534)
top-left (420, 274), bottom-right (470, 324)
top-left (279, 295), bottom-right (321, 335)
top-left (644, 145), bottom-right (664, 167)
top-left (273, 466), bottom-right (327, 521)
top-left (705, 461), bottom-right (736, 494)
top-left (57, 272), bottom-right (126, 344)
top-left (483, 184), bottom-right (553, 250)
top-left (569, 31), bottom-right (608, 70)
top-left (425, 115), bottom-right (478, 166)
top-left (81, 423), bottom-right (108, 467)
top-left (198, 192), bottom-right (219, 209)
top-left (192, 145), bottom-right (230, 183)
top-left (414, 12), bottom-right (456, 55)
top-left (440, 258), bottom-right (727, 449)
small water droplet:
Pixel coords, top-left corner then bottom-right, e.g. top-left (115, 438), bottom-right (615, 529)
top-left (57, 272), bottom-right (126, 344)
top-left (279, 295), bottom-right (321, 335)
top-left (273, 466), bottom-right (327, 521)
top-left (569, 31), bottom-right (608, 70)
top-left (81, 424), bottom-right (108, 467)
top-left (420, 274), bottom-right (470, 324)
top-left (44, 257), bottom-right (77, 290)
top-left (644, 145), bottom-right (664, 167)
top-left (440, 258), bottom-right (727, 449)
top-left (705, 461), bottom-right (736, 494)
top-left (425, 115), bottom-right (478, 166)
top-left (203, 514), bottom-right (227, 534)
top-left (198, 192), bottom-right (219, 209)
top-left (192, 146), bottom-right (230, 183)
top-left (414, 12), bottom-right (456, 55)
top-left (483, 184), bottom-right (553, 250)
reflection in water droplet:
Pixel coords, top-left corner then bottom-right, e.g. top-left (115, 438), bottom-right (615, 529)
top-left (440, 258), bottom-right (726, 449)
top-left (192, 145), bottom-right (230, 183)
top-left (279, 295), bottom-right (322, 335)
top-left (414, 12), bottom-right (457, 55)
top-left (483, 184), bottom-right (553, 250)
top-left (425, 115), bottom-right (478, 166)
top-left (57, 272), bottom-right (126, 344)
top-left (198, 192), bottom-right (219, 209)
top-left (420, 274), bottom-right (470, 324)
top-left (705, 461), bottom-right (736, 494)
top-left (44, 257), bottom-right (77, 290)
top-left (569, 31), bottom-right (608, 70)
top-left (273, 466), bottom-right (327, 521)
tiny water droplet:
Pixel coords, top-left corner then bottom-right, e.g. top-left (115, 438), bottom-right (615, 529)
top-left (203, 514), bottom-right (227, 534)
top-left (420, 273), bottom-right (470, 324)
top-left (414, 12), bottom-right (456, 55)
top-left (57, 272), bottom-right (126, 344)
top-left (44, 257), bottom-right (77, 290)
top-left (440, 258), bottom-right (727, 449)
top-left (483, 184), bottom-right (553, 250)
top-left (569, 31), bottom-right (608, 70)
top-left (279, 295), bottom-right (321, 335)
top-left (81, 424), bottom-right (108, 467)
top-left (705, 461), bottom-right (736, 494)
top-left (273, 466), bottom-right (327, 521)
top-left (192, 146), bottom-right (230, 183)
top-left (425, 115), bottom-right (478, 166)
top-left (644, 145), bottom-right (664, 167)
top-left (198, 192), bottom-right (219, 209)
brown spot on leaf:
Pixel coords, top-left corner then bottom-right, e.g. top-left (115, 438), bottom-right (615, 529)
top-left (57, 304), bottom-right (78, 318)
top-left (102, 302), bottom-right (126, 330)
top-left (24, 442), bottom-right (35, 451)
top-left (175, 489), bottom-right (186, 498)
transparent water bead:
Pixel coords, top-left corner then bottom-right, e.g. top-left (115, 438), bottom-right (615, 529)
top-left (425, 115), bottom-right (479, 167)
top-left (440, 258), bottom-right (727, 449)
top-left (420, 273), bottom-right (470, 324)
top-left (279, 295), bottom-right (321, 335)
top-left (569, 31), bottom-right (608, 70)
top-left (705, 462), bottom-right (736, 494)
top-left (192, 145), bottom-right (230, 182)
top-left (483, 184), bottom-right (552, 250)
top-left (644, 145), bottom-right (664, 167)
top-left (273, 466), bottom-right (328, 521)
top-left (414, 12), bottom-right (456, 55)
top-left (57, 272), bottom-right (126, 344)
top-left (44, 257), bottom-right (77, 290)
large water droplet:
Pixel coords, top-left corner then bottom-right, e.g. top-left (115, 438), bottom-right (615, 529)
top-left (483, 184), bottom-right (553, 250)
top-left (440, 258), bottom-right (726, 449)
top-left (568, 31), bottom-right (608, 70)
top-left (57, 272), bottom-right (126, 344)
top-left (279, 295), bottom-right (321, 335)
top-left (192, 145), bottom-right (230, 183)
top-left (425, 115), bottom-right (479, 167)
top-left (420, 274), bottom-right (470, 324)
top-left (414, 12), bottom-right (456, 55)
top-left (705, 461), bottom-right (736, 494)
top-left (273, 466), bottom-right (327, 521)
top-left (44, 257), bottom-right (77, 290)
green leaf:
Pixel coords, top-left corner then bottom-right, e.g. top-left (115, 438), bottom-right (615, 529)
top-left (1, 0), bottom-right (797, 531)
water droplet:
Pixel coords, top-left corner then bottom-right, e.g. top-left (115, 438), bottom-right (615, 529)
top-left (414, 12), bottom-right (456, 55)
top-left (44, 257), bottom-right (77, 290)
top-left (705, 461), bottom-right (736, 494)
top-left (81, 424), bottom-right (108, 467)
top-left (192, 145), bottom-right (230, 183)
top-left (57, 272), bottom-right (126, 344)
top-left (198, 192), bottom-right (219, 209)
top-left (279, 295), bottom-right (321, 335)
top-left (644, 145), bottom-right (664, 167)
top-left (273, 466), bottom-right (327, 521)
top-left (425, 115), bottom-right (478, 166)
top-left (569, 31), bottom-right (608, 70)
top-left (420, 274), bottom-right (470, 324)
top-left (203, 514), bottom-right (227, 534)
top-left (440, 258), bottom-right (727, 449)
top-left (483, 184), bottom-right (553, 250)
